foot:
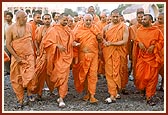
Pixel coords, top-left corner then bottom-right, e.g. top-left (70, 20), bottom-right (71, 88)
top-left (57, 98), bottom-right (66, 108)
top-left (116, 94), bottom-right (121, 99)
top-left (82, 94), bottom-right (90, 101)
top-left (104, 97), bottom-right (116, 104)
top-left (147, 97), bottom-right (156, 106)
top-left (15, 102), bottom-right (23, 110)
top-left (89, 97), bottom-right (98, 104)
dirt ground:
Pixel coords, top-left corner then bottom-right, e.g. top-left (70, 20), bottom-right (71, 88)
top-left (3, 72), bottom-right (165, 112)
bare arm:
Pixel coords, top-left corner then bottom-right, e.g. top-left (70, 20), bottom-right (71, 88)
top-left (6, 26), bottom-right (22, 63)
top-left (110, 25), bottom-right (129, 46)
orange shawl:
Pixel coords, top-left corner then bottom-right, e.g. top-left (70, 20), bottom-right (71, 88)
top-left (135, 26), bottom-right (163, 98)
top-left (43, 24), bottom-right (73, 88)
top-left (73, 24), bottom-right (101, 93)
top-left (103, 22), bottom-right (127, 90)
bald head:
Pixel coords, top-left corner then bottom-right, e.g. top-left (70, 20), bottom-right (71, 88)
top-left (15, 10), bottom-right (27, 25)
top-left (15, 10), bottom-right (27, 18)
top-left (83, 14), bottom-right (93, 20)
top-left (83, 14), bottom-right (93, 28)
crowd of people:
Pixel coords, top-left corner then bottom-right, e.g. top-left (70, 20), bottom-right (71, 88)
top-left (3, 5), bottom-right (164, 110)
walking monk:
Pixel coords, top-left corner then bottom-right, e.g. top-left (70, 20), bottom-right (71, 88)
top-left (96, 12), bottom-right (107, 77)
top-left (103, 9), bottom-right (129, 103)
top-left (29, 10), bottom-right (42, 58)
top-left (129, 10), bottom-right (144, 88)
top-left (73, 14), bottom-right (102, 104)
top-left (135, 14), bottom-right (163, 106)
top-left (6, 10), bottom-right (36, 109)
top-left (32, 14), bottom-right (54, 100)
top-left (42, 13), bottom-right (74, 108)
top-left (153, 13), bottom-right (164, 91)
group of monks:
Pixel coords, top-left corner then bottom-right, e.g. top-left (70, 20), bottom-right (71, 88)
top-left (4, 6), bottom-right (164, 109)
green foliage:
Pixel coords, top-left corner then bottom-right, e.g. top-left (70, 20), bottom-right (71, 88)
top-left (156, 4), bottom-right (164, 8)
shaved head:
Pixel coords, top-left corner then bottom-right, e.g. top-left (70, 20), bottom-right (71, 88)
top-left (15, 10), bottom-right (27, 18)
top-left (83, 14), bottom-right (93, 20)
top-left (15, 10), bottom-right (27, 25)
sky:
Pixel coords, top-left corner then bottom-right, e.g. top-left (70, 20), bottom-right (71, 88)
top-left (3, 2), bottom-right (120, 12)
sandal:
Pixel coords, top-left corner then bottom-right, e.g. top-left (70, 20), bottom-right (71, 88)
top-left (57, 98), bottom-right (66, 108)
top-left (104, 97), bottom-right (116, 104)
top-left (82, 94), bottom-right (90, 101)
top-left (15, 102), bottom-right (23, 109)
top-left (89, 97), bottom-right (98, 104)
top-left (147, 97), bottom-right (156, 106)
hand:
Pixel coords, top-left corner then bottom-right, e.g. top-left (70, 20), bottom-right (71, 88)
top-left (138, 42), bottom-right (146, 52)
top-left (72, 41), bottom-right (80, 47)
top-left (104, 41), bottom-right (111, 47)
top-left (147, 45), bottom-right (155, 54)
top-left (57, 44), bottom-right (66, 52)
top-left (96, 34), bottom-right (102, 43)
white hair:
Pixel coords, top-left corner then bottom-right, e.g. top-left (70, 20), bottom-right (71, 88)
top-left (83, 13), bottom-right (93, 20)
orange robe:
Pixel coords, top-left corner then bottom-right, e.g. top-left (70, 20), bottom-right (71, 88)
top-left (4, 51), bottom-right (10, 62)
top-left (93, 14), bottom-right (100, 22)
top-left (135, 26), bottom-right (163, 98)
top-left (73, 23), bottom-right (101, 95)
top-left (96, 21), bottom-right (107, 75)
top-left (43, 24), bottom-right (73, 98)
top-left (31, 25), bottom-right (54, 96)
top-left (129, 23), bottom-right (142, 82)
top-left (153, 22), bottom-right (164, 77)
top-left (103, 22), bottom-right (128, 97)
top-left (29, 21), bottom-right (38, 58)
top-left (10, 24), bottom-right (36, 102)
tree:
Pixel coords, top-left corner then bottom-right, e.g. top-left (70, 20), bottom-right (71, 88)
top-left (156, 4), bottom-right (164, 9)
top-left (64, 8), bottom-right (77, 17)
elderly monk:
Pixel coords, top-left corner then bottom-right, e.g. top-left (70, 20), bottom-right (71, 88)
top-left (73, 13), bottom-right (102, 104)
top-left (135, 14), bottom-right (163, 106)
top-left (42, 13), bottom-right (74, 108)
top-left (6, 10), bottom-right (36, 109)
top-left (153, 13), bottom-right (164, 91)
top-left (103, 9), bottom-right (129, 103)
top-left (32, 14), bottom-right (54, 100)
top-left (29, 10), bottom-right (42, 58)
top-left (129, 10), bottom-right (144, 87)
